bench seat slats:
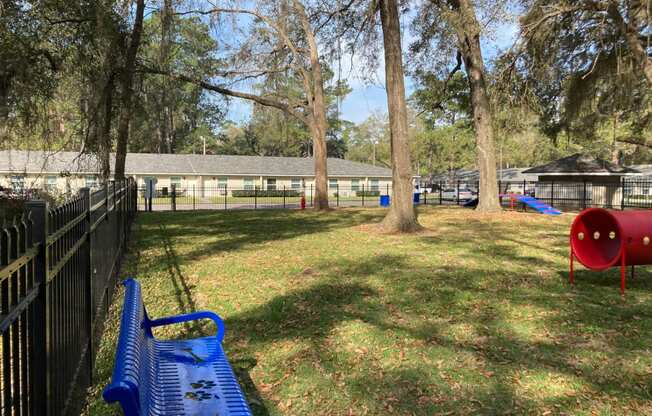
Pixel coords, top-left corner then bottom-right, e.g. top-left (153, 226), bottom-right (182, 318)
top-left (103, 278), bottom-right (253, 416)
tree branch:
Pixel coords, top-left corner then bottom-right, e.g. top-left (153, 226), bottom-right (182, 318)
top-left (143, 66), bottom-right (309, 124)
top-left (615, 134), bottom-right (652, 148)
top-left (416, 50), bottom-right (463, 117)
top-left (175, 7), bottom-right (312, 84)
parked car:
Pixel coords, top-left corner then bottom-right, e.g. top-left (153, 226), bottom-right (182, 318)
top-left (441, 188), bottom-right (475, 201)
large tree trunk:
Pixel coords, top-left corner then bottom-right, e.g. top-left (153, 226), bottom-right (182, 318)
top-left (379, 0), bottom-right (420, 232)
top-left (160, 0), bottom-right (174, 153)
top-left (309, 118), bottom-right (329, 208)
top-left (296, 1), bottom-right (329, 209)
top-left (453, 0), bottom-right (501, 213)
top-left (114, 0), bottom-right (145, 179)
top-left (0, 72), bottom-right (12, 121)
top-left (99, 73), bottom-right (115, 179)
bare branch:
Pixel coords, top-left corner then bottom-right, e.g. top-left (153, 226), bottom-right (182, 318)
top-left (143, 66), bottom-right (309, 124)
top-left (175, 7), bottom-right (311, 84)
top-left (416, 50), bottom-right (463, 117)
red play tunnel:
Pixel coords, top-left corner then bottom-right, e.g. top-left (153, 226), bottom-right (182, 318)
top-left (570, 208), bottom-right (652, 293)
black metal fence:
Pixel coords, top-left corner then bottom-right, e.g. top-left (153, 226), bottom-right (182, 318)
top-left (492, 179), bottom-right (652, 210)
top-left (139, 179), bottom-right (652, 212)
top-left (139, 184), bottom-right (394, 211)
top-left (0, 179), bottom-right (137, 415)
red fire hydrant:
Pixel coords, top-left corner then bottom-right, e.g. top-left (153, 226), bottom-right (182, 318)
top-left (300, 193), bottom-right (306, 210)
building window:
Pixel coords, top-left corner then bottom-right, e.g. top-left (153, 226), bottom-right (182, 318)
top-left (170, 176), bottom-right (181, 189)
top-left (84, 175), bottom-right (98, 189)
top-left (11, 175), bottom-right (24, 191)
top-left (217, 177), bottom-right (228, 189)
top-left (143, 176), bottom-right (156, 186)
top-left (46, 175), bottom-right (58, 192)
top-left (351, 179), bottom-right (360, 191)
top-left (329, 179), bottom-right (338, 189)
top-left (267, 178), bottom-right (277, 191)
top-left (244, 177), bottom-right (254, 190)
top-left (291, 178), bottom-right (302, 189)
top-left (370, 179), bottom-right (379, 191)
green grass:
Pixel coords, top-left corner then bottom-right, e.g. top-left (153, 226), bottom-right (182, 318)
top-left (85, 206), bottom-right (652, 415)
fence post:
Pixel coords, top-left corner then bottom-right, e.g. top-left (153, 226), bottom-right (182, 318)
top-left (362, 184), bottom-right (365, 206)
top-left (283, 186), bottom-right (286, 209)
top-left (171, 184), bottom-right (177, 211)
top-left (79, 187), bottom-right (94, 383)
top-left (104, 182), bottom-right (109, 218)
top-left (551, 181), bottom-right (555, 207)
top-left (310, 184), bottom-right (313, 207)
top-left (147, 181), bottom-right (153, 212)
top-left (111, 180), bottom-right (116, 214)
top-left (582, 180), bottom-right (587, 210)
top-left (621, 177), bottom-right (625, 210)
top-left (224, 185), bottom-right (228, 211)
top-left (456, 180), bottom-right (460, 205)
top-left (254, 186), bottom-right (257, 209)
top-left (26, 199), bottom-right (51, 415)
top-left (336, 184), bottom-right (339, 207)
top-left (498, 180), bottom-right (503, 206)
top-left (193, 185), bottom-right (196, 210)
top-left (424, 189), bottom-right (428, 205)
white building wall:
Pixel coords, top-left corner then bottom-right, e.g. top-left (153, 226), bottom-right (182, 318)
top-left (1, 171), bottom-right (393, 198)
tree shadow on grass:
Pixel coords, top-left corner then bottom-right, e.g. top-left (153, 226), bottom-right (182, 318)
top-left (136, 209), bottom-right (385, 262)
top-left (223, 251), bottom-right (652, 414)
top-left (127, 209), bottom-right (651, 414)
top-left (160, 223), bottom-right (198, 314)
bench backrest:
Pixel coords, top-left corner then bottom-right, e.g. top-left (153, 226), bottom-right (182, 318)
top-left (102, 278), bottom-right (151, 416)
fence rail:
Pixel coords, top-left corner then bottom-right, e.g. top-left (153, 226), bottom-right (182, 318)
top-left (140, 184), bottom-right (392, 211)
top-left (0, 178), bottom-right (137, 416)
top-left (139, 179), bottom-right (652, 212)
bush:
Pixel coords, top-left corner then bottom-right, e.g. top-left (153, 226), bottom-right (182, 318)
top-left (0, 187), bottom-right (62, 219)
top-left (231, 189), bottom-right (301, 197)
top-left (356, 190), bottom-right (380, 197)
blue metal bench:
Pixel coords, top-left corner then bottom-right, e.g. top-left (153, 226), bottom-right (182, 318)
top-left (103, 278), bottom-right (252, 415)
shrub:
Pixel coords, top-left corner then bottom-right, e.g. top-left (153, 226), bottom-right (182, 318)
top-left (356, 190), bottom-right (380, 197)
top-left (231, 189), bottom-right (301, 197)
top-left (0, 187), bottom-right (62, 219)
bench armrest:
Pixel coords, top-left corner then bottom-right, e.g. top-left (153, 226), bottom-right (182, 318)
top-left (148, 311), bottom-right (225, 342)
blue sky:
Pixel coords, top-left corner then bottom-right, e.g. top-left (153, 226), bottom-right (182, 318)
top-left (225, 20), bottom-right (519, 125)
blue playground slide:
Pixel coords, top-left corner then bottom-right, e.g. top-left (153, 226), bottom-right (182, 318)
top-left (513, 195), bottom-right (562, 215)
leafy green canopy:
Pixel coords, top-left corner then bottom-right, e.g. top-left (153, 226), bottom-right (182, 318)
top-left (505, 0), bottom-right (652, 163)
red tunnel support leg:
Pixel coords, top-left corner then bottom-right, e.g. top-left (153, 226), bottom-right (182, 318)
top-left (620, 250), bottom-right (626, 296)
top-left (569, 248), bottom-right (574, 287)
top-left (631, 265), bottom-right (635, 280)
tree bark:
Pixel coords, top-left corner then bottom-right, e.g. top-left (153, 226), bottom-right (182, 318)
top-left (378, 0), bottom-right (420, 232)
top-left (449, 0), bottom-right (501, 213)
top-left (114, 0), bottom-right (145, 180)
top-left (160, 0), bottom-right (174, 153)
top-left (296, 1), bottom-right (329, 209)
top-left (99, 73), bottom-right (115, 179)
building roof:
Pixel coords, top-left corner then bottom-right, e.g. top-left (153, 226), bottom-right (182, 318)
top-left (430, 167), bottom-right (537, 183)
top-left (0, 150), bottom-right (393, 178)
top-left (630, 164), bottom-right (652, 177)
top-left (522, 153), bottom-right (640, 176)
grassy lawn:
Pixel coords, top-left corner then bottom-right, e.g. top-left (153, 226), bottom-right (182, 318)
top-left (85, 206), bottom-right (652, 415)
